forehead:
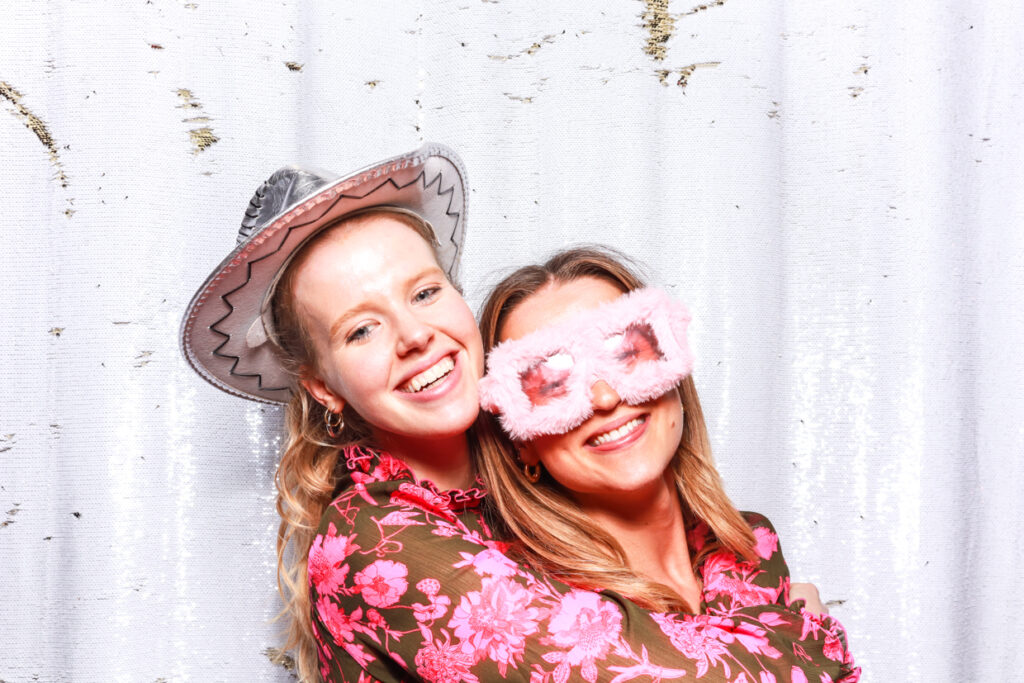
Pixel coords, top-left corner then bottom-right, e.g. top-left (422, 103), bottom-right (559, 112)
top-left (501, 277), bottom-right (626, 342)
top-left (292, 215), bottom-right (439, 323)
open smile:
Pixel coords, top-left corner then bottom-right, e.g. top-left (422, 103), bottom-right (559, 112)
top-left (585, 414), bottom-right (648, 451)
top-left (395, 356), bottom-right (456, 397)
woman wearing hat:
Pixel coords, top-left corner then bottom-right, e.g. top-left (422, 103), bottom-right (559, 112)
top-left (182, 145), bottom-right (854, 681)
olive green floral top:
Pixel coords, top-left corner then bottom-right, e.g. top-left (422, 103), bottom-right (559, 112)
top-left (308, 446), bottom-right (859, 682)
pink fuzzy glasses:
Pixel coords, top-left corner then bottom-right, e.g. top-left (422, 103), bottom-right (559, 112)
top-left (479, 287), bottom-right (694, 440)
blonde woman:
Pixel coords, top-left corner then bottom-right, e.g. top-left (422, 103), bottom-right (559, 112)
top-left (182, 146), bottom-right (854, 681)
top-left (475, 247), bottom-right (859, 680)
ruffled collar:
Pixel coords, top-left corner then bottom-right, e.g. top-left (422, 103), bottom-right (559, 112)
top-left (339, 444), bottom-right (488, 508)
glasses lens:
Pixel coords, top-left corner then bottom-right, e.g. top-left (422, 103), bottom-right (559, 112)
top-left (519, 351), bottom-right (575, 406)
top-left (604, 322), bottom-right (664, 370)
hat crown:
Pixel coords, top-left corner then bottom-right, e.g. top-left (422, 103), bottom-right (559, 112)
top-left (238, 167), bottom-right (338, 244)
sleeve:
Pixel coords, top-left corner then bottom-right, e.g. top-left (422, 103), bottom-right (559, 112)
top-left (309, 483), bottom-right (858, 682)
top-left (742, 511), bottom-right (793, 607)
top-left (736, 512), bottom-right (862, 682)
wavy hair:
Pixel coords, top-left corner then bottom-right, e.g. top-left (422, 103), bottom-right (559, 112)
top-left (269, 208), bottom-right (441, 682)
top-left (475, 246), bottom-right (757, 612)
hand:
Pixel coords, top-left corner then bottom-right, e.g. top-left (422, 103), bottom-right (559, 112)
top-left (790, 582), bottom-right (829, 616)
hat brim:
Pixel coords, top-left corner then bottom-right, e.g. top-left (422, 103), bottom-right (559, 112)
top-left (180, 143), bottom-right (467, 404)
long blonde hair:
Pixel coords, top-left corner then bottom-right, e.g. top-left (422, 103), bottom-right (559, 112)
top-left (270, 209), bottom-right (442, 682)
top-left (476, 246), bottom-right (757, 612)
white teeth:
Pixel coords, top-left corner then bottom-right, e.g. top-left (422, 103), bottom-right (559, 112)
top-left (400, 356), bottom-right (455, 393)
top-left (589, 417), bottom-right (645, 446)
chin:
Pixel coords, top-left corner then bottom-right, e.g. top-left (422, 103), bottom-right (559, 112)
top-left (420, 403), bottom-right (480, 440)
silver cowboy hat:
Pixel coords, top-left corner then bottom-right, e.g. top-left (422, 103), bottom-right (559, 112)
top-left (180, 142), bottom-right (468, 404)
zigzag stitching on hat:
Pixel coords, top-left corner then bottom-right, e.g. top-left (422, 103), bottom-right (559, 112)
top-left (205, 167), bottom-right (463, 398)
top-left (238, 181), bottom-right (269, 242)
top-left (418, 169), bottom-right (462, 255)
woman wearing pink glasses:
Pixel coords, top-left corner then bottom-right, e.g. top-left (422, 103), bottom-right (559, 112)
top-left (183, 145), bottom-right (857, 681)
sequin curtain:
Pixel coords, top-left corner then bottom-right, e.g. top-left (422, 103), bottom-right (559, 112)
top-left (2, 1), bottom-right (1021, 680)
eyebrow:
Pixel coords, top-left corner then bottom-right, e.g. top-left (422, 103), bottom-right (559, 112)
top-left (326, 265), bottom-right (445, 344)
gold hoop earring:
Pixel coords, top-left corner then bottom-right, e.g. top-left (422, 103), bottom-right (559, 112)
top-left (324, 408), bottom-right (344, 438)
top-left (522, 463), bottom-right (541, 483)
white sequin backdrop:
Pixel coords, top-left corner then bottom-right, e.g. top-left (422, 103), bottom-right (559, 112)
top-left (2, 1), bottom-right (1022, 680)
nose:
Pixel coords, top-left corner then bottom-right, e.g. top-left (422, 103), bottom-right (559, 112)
top-left (590, 379), bottom-right (622, 412)
top-left (394, 310), bottom-right (434, 356)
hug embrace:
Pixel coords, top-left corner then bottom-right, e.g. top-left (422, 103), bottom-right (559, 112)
top-left (181, 144), bottom-right (859, 682)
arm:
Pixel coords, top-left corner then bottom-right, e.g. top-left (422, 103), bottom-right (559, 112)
top-left (789, 583), bottom-right (828, 616)
top-left (311, 483), bottom-right (858, 682)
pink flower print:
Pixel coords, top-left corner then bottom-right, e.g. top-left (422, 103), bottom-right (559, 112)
top-left (702, 550), bottom-right (746, 578)
top-left (354, 560), bottom-right (409, 608)
top-left (453, 548), bottom-right (519, 578)
top-left (316, 597), bottom-right (359, 644)
top-left (413, 577), bottom-right (451, 622)
top-left (448, 576), bottom-right (543, 675)
top-left (687, 519), bottom-right (711, 554)
top-left (414, 594), bottom-right (452, 622)
top-left (373, 454), bottom-right (410, 482)
top-left (708, 576), bottom-right (779, 610)
top-left (822, 633), bottom-right (844, 662)
top-left (542, 590), bottom-right (623, 682)
top-left (391, 482), bottom-right (454, 520)
top-left (791, 666), bottom-right (808, 683)
top-left (759, 673), bottom-right (777, 683)
top-left (483, 539), bottom-right (512, 554)
top-left (433, 522), bottom-right (461, 537)
top-left (365, 608), bottom-right (387, 631)
top-left (308, 524), bottom-right (358, 597)
top-left (702, 553), bottom-right (778, 608)
top-left (414, 631), bottom-right (480, 683)
top-left (723, 578), bottom-right (777, 607)
top-left (753, 526), bottom-right (779, 560)
top-left (418, 578), bottom-right (442, 598)
top-left (650, 613), bottom-right (732, 677)
top-left (820, 674), bottom-right (834, 683)
top-left (727, 620), bottom-right (782, 659)
top-left (379, 509), bottom-right (427, 526)
top-left (316, 597), bottom-right (377, 669)
top-left (799, 610), bottom-right (825, 641)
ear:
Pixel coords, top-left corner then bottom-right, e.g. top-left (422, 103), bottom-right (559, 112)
top-left (516, 440), bottom-right (541, 467)
top-left (299, 367), bottom-right (347, 414)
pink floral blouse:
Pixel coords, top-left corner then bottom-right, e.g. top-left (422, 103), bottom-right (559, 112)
top-left (309, 445), bottom-right (859, 682)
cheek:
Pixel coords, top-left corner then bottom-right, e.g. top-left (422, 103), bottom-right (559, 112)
top-left (445, 301), bottom-right (485, 371)
top-left (532, 433), bottom-right (583, 471)
top-left (325, 350), bottom-right (389, 406)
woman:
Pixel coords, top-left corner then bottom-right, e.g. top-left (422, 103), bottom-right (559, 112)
top-left (181, 145), bottom-right (854, 681)
top-left (476, 248), bottom-right (858, 678)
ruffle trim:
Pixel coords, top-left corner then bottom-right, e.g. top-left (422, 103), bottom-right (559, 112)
top-left (340, 444), bottom-right (488, 508)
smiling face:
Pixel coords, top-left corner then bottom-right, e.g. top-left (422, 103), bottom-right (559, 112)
top-left (291, 214), bottom-right (484, 453)
top-left (499, 276), bottom-right (684, 506)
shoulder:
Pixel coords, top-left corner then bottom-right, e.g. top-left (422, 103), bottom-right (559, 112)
top-left (316, 474), bottom-right (460, 539)
top-left (740, 510), bottom-right (776, 532)
top-left (740, 510), bottom-right (783, 563)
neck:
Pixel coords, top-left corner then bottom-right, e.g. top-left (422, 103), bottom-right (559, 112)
top-left (373, 430), bottom-right (474, 491)
top-left (575, 472), bottom-right (701, 610)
